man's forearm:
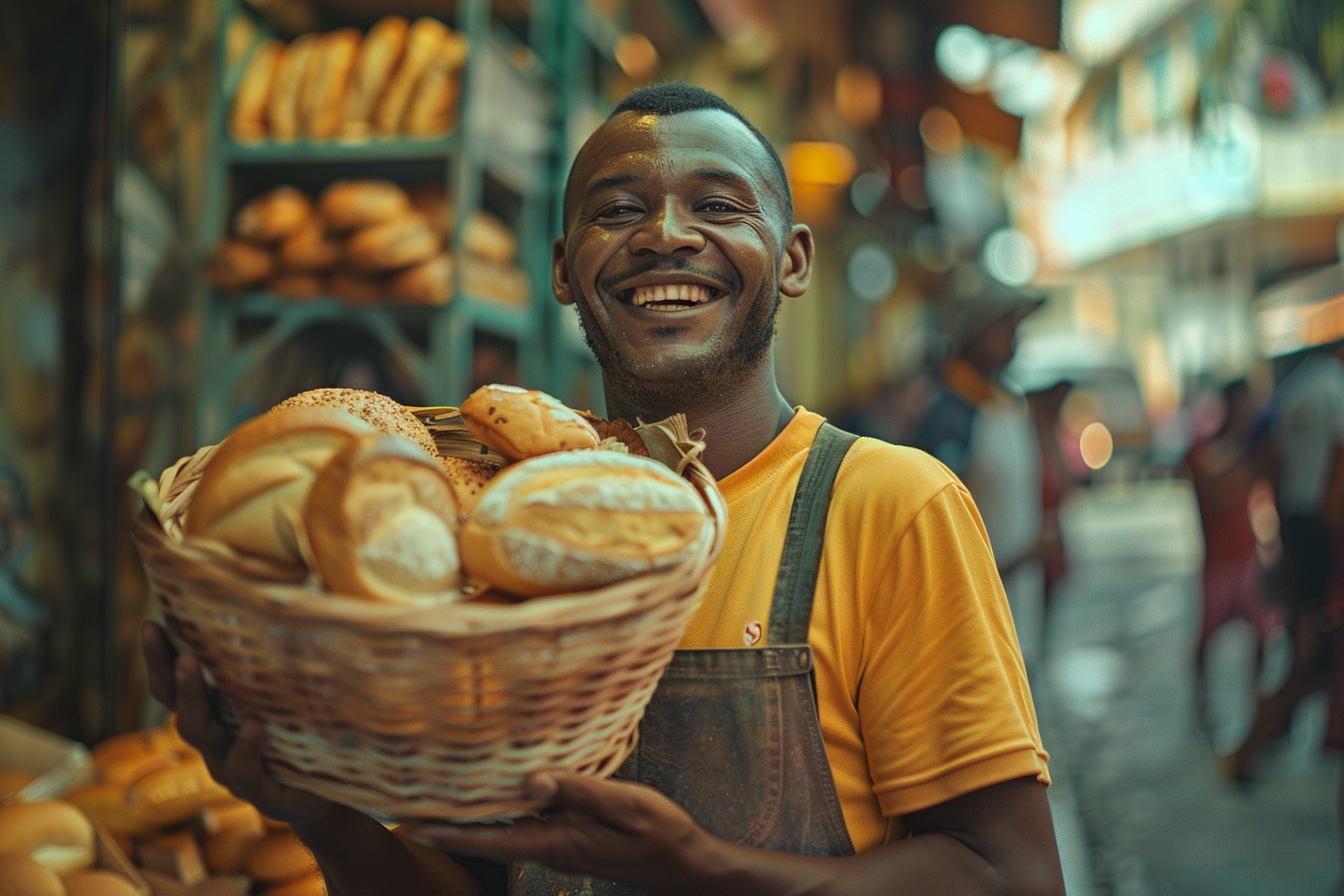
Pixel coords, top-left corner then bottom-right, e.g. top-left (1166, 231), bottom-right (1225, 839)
top-left (294, 804), bottom-right (487, 896)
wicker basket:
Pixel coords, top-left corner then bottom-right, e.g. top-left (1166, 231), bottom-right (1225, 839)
top-left (131, 413), bottom-right (725, 823)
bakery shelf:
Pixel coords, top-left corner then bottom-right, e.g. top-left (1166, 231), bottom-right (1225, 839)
top-left (223, 133), bottom-right (463, 164)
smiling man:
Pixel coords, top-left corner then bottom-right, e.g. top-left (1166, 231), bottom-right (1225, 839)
top-left (143, 83), bottom-right (1064, 896)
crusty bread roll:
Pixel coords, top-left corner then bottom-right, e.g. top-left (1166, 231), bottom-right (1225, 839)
top-left (305, 432), bottom-right (462, 604)
top-left (437, 456), bottom-right (500, 518)
top-left (62, 869), bottom-right (142, 896)
top-left (205, 238), bottom-right (274, 290)
top-left (271, 387), bottom-right (437, 459)
top-left (460, 451), bottom-right (711, 597)
top-left (344, 214), bottom-right (440, 273)
top-left (268, 272), bottom-right (325, 300)
top-left (185, 406), bottom-right (377, 576)
top-left (245, 830), bottom-right (319, 885)
top-left (0, 799), bottom-right (95, 875)
top-left (307, 28), bottom-right (360, 140)
top-left (277, 218), bottom-right (341, 273)
top-left (460, 257), bottom-right (529, 307)
top-left (0, 853), bottom-right (63, 896)
top-left (201, 807), bottom-right (266, 875)
top-left (261, 874), bottom-right (327, 896)
top-left (318, 179), bottom-right (411, 233)
top-left (406, 181), bottom-right (454, 236)
top-left (387, 253), bottom-right (453, 305)
top-left (198, 798), bottom-right (264, 836)
top-left (372, 17), bottom-right (448, 136)
top-left (124, 753), bottom-right (232, 827)
top-left (229, 38), bottom-right (283, 142)
top-left (234, 187), bottom-right (313, 244)
top-left (325, 271), bottom-right (386, 304)
top-left (267, 32), bottom-right (322, 142)
top-left (340, 15), bottom-right (408, 140)
top-left (462, 211), bottom-right (517, 264)
top-left (459, 384), bottom-right (599, 462)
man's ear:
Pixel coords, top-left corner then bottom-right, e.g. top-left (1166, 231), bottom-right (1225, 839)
top-left (779, 224), bottom-right (814, 298)
top-left (551, 236), bottom-right (573, 305)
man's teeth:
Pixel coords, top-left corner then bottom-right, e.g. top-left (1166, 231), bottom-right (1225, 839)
top-left (629, 284), bottom-right (713, 308)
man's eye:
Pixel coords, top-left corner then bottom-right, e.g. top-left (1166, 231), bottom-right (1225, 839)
top-left (598, 204), bottom-right (640, 219)
top-left (699, 201), bottom-right (739, 214)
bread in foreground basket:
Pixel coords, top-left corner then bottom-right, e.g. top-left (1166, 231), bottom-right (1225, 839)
top-left (459, 383), bottom-right (600, 462)
top-left (272, 386), bottom-right (438, 458)
top-left (459, 449), bottom-right (712, 597)
top-left (305, 431), bottom-right (463, 604)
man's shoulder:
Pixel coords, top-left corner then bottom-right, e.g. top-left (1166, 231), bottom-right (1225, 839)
top-left (832, 429), bottom-right (966, 508)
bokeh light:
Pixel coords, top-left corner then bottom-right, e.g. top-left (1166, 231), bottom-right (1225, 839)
top-left (1079, 422), bottom-right (1114, 470)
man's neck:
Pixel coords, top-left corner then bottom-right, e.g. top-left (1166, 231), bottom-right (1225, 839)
top-left (603, 365), bottom-right (794, 481)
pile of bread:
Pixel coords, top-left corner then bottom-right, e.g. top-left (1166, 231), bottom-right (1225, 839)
top-left (230, 15), bottom-right (466, 144)
top-left (205, 179), bottom-right (527, 307)
top-left (176, 385), bottom-right (712, 605)
top-left (0, 718), bottom-right (324, 896)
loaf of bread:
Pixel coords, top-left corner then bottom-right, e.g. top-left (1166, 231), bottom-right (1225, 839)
top-left (372, 17), bottom-right (448, 137)
top-left (0, 799), bottom-right (95, 875)
top-left (460, 450), bottom-right (712, 597)
top-left (437, 455), bottom-right (500, 517)
top-left (459, 384), bottom-right (600, 461)
top-left (261, 873), bottom-right (327, 896)
top-left (318, 179), bottom-right (411, 232)
top-left (124, 753), bottom-right (232, 829)
top-left (268, 272), bottom-right (325, 300)
top-left (0, 766), bottom-right (35, 798)
top-left (305, 432), bottom-right (462, 604)
top-left (388, 252), bottom-right (453, 305)
top-left (340, 15), bottom-right (408, 140)
top-left (267, 32), bottom-right (322, 142)
top-left (402, 52), bottom-right (458, 137)
top-left (277, 218), bottom-right (341, 272)
top-left (344, 214), bottom-right (441, 273)
top-left (234, 187), bottom-right (312, 244)
top-left (578, 412), bottom-right (652, 457)
top-left (185, 406), bottom-right (377, 577)
top-left (460, 256), bottom-right (529, 306)
top-left (271, 387), bottom-right (438, 458)
top-left (406, 181), bottom-right (454, 236)
top-left (205, 238), bottom-right (274, 290)
top-left (229, 38), bottom-right (282, 142)
top-left (463, 211), bottom-right (517, 264)
top-left (307, 28), bottom-right (361, 140)
top-left (201, 806), bottom-right (266, 875)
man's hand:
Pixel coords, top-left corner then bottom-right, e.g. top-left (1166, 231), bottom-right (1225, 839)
top-left (408, 771), bottom-right (722, 893)
top-left (140, 620), bottom-right (334, 828)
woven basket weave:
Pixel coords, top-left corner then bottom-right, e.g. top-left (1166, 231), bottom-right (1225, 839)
top-left (131, 413), bottom-right (725, 823)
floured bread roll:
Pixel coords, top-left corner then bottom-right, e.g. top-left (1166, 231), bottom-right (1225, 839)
top-left (438, 455), bottom-right (501, 517)
top-left (185, 407), bottom-right (375, 578)
top-left (272, 387), bottom-right (438, 459)
top-left (459, 384), bottom-right (600, 462)
top-left (306, 433), bottom-right (462, 604)
top-left (459, 451), bottom-right (711, 597)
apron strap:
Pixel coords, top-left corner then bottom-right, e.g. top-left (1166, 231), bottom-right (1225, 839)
top-left (767, 422), bottom-right (859, 646)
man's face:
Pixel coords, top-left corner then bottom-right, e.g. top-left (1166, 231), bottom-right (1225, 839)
top-left (553, 109), bottom-right (809, 403)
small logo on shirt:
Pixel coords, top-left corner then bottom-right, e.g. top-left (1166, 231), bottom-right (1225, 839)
top-left (743, 620), bottom-right (762, 647)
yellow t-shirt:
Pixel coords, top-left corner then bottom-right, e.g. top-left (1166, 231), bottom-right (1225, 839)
top-left (680, 409), bottom-right (1050, 852)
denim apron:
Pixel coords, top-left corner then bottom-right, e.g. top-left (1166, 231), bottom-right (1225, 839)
top-left (508, 423), bottom-right (859, 896)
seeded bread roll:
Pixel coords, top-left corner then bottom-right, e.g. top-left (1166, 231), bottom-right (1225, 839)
top-left (460, 451), bottom-right (711, 597)
top-left (344, 214), bottom-right (440, 273)
top-left (308, 28), bottom-right (360, 140)
top-left (318, 179), bottom-right (412, 232)
top-left (271, 387), bottom-right (437, 458)
top-left (234, 187), bottom-right (313, 244)
top-left (305, 432), bottom-right (462, 604)
top-left (229, 38), bottom-right (283, 142)
top-left (459, 384), bottom-right (600, 462)
top-left (340, 15), bottom-right (408, 140)
top-left (0, 799), bottom-right (95, 876)
top-left (185, 406), bottom-right (377, 577)
top-left (437, 455), bottom-right (501, 517)
top-left (205, 238), bottom-right (274, 290)
top-left (277, 218), bottom-right (341, 272)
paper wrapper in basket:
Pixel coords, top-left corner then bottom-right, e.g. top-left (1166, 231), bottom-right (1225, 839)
top-left (130, 414), bottom-right (725, 823)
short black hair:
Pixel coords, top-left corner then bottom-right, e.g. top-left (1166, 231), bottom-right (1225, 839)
top-left (564, 81), bottom-right (793, 230)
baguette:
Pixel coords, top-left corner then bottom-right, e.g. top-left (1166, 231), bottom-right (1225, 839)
top-left (267, 32), bottom-right (321, 142)
top-left (308, 28), bottom-right (361, 140)
top-left (340, 15), bottom-right (408, 140)
top-left (372, 17), bottom-right (449, 137)
top-left (229, 38), bottom-right (282, 142)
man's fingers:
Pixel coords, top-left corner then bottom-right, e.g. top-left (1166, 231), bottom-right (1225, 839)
top-left (140, 621), bottom-right (177, 708)
top-left (526, 772), bottom-right (651, 832)
top-left (171, 653), bottom-right (230, 765)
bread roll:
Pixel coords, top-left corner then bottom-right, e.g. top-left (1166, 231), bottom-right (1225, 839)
top-left (91, 729), bottom-right (179, 785)
top-left (245, 830), bottom-right (319, 884)
top-left (437, 456), bottom-right (500, 517)
top-left (125, 754), bottom-right (232, 827)
top-left (277, 219), bottom-right (341, 272)
top-left (344, 214), bottom-right (440, 273)
top-left (459, 384), bottom-right (600, 462)
top-left (268, 273), bottom-right (325, 300)
top-left (198, 798), bottom-right (264, 836)
top-left (406, 181), bottom-right (454, 236)
top-left (201, 808), bottom-right (266, 875)
top-left (325, 271), bottom-right (386, 304)
top-left (340, 15), bottom-right (408, 140)
top-left (205, 238), bottom-right (274, 290)
top-left (460, 450), bottom-right (711, 597)
top-left (0, 799), bottom-right (95, 875)
top-left (62, 869), bottom-right (142, 896)
top-left (462, 211), bottom-right (517, 264)
top-left (387, 253), bottom-right (452, 305)
top-left (305, 433), bottom-right (462, 604)
top-left (0, 853), bottom-right (63, 896)
top-left (318, 180), bottom-right (411, 233)
top-left (267, 33), bottom-right (322, 142)
top-left (271, 388), bottom-right (437, 459)
top-left (261, 874), bottom-right (327, 896)
top-left (307, 28), bottom-right (360, 140)
top-left (185, 406), bottom-right (377, 576)
top-left (234, 187), bottom-right (313, 244)
top-left (229, 39), bottom-right (283, 142)
top-left (577, 412), bottom-right (651, 457)
top-left (441, 29), bottom-right (469, 70)
top-left (402, 53), bottom-right (457, 137)
top-left (460, 257), bottom-right (529, 307)
top-left (372, 17), bottom-right (448, 136)
top-left (62, 781), bottom-right (152, 837)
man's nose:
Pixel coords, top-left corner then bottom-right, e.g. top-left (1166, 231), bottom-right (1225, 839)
top-left (629, 197), bottom-right (705, 254)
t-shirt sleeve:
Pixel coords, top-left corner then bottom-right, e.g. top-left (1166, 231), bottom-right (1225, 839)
top-left (856, 468), bottom-right (1050, 818)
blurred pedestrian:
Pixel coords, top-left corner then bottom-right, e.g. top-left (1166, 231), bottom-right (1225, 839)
top-left (1025, 379), bottom-right (1074, 609)
top-left (908, 276), bottom-right (1048, 671)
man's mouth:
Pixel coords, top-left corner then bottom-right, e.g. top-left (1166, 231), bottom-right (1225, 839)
top-left (621, 283), bottom-right (720, 311)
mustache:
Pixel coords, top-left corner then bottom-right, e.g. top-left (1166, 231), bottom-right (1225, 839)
top-left (598, 259), bottom-right (732, 294)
